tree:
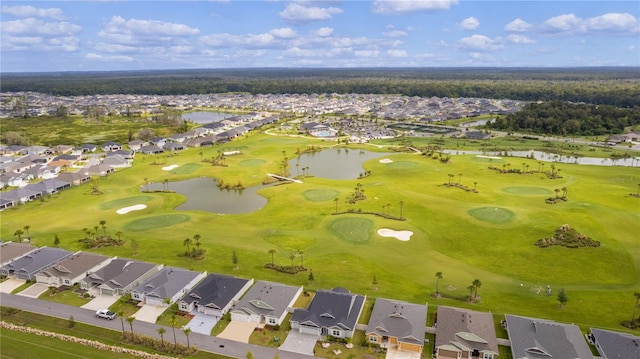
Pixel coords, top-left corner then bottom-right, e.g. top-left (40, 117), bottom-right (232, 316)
top-left (246, 351), bottom-right (254, 359)
top-left (130, 238), bottom-right (139, 255)
top-left (193, 234), bottom-right (201, 252)
top-left (183, 237), bottom-right (192, 256)
top-left (126, 316), bottom-right (136, 336)
top-left (467, 285), bottom-right (475, 299)
top-left (268, 249), bottom-right (276, 265)
top-left (183, 327), bottom-right (192, 348)
top-left (99, 220), bottom-right (107, 236)
top-left (68, 315), bottom-right (75, 328)
top-left (53, 234), bottom-right (60, 246)
top-left (561, 187), bottom-right (568, 198)
top-left (117, 310), bottom-right (125, 335)
top-left (372, 273), bottom-right (378, 286)
top-left (472, 279), bottom-right (482, 298)
top-left (435, 272), bottom-right (443, 296)
top-left (632, 292), bottom-right (640, 322)
top-left (334, 197), bottom-right (339, 213)
top-left (14, 229), bottom-right (24, 241)
top-left (23, 225), bottom-right (30, 238)
top-left (232, 250), bottom-right (238, 268)
top-left (115, 231), bottom-right (123, 241)
top-left (158, 327), bottom-right (166, 346)
top-left (557, 288), bottom-right (568, 308)
top-left (554, 188), bottom-right (560, 199)
top-left (170, 315), bottom-right (178, 347)
top-left (298, 250), bottom-right (304, 268)
top-left (289, 252), bottom-right (296, 268)
top-left (308, 270), bottom-right (314, 282)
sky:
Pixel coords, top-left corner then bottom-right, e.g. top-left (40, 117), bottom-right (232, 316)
top-left (1, 0), bottom-right (639, 72)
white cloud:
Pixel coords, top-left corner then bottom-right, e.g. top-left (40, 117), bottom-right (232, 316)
top-left (354, 50), bottom-right (380, 57)
top-left (313, 27), bottom-right (334, 37)
top-left (200, 32), bottom-right (278, 49)
top-left (507, 34), bottom-right (535, 44)
top-left (279, 3), bottom-right (343, 23)
top-left (460, 17), bottom-right (479, 30)
top-left (585, 13), bottom-right (639, 33)
top-left (270, 27), bottom-right (297, 38)
top-left (1, 5), bottom-right (65, 20)
top-left (387, 49), bottom-right (408, 57)
top-left (457, 34), bottom-right (504, 51)
top-left (504, 18), bottom-right (532, 32)
top-left (100, 16), bottom-right (199, 43)
top-left (1, 17), bottom-right (80, 52)
top-left (2, 18), bottom-right (80, 36)
top-left (85, 53), bottom-right (133, 62)
top-left (541, 13), bottom-right (584, 33)
top-left (384, 30), bottom-right (408, 37)
top-left (372, 0), bottom-right (458, 15)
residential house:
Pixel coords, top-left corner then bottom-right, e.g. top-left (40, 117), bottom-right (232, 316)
top-left (366, 298), bottom-right (427, 355)
top-left (56, 171), bottom-right (91, 185)
top-left (53, 144), bottom-right (74, 154)
top-left (128, 139), bottom-right (148, 152)
top-left (0, 247), bottom-right (73, 280)
top-left (168, 133), bottom-right (187, 143)
top-left (35, 252), bottom-right (111, 287)
top-left (86, 164), bottom-right (115, 176)
top-left (22, 146), bottom-right (52, 156)
top-left (1, 187), bottom-right (42, 204)
top-left (101, 154), bottom-right (130, 168)
top-left (107, 149), bottom-right (134, 160)
top-left (81, 144), bottom-right (98, 153)
top-left (178, 273), bottom-right (253, 319)
top-left (139, 145), bottom-right (164, 155)
top-left (101, 142), bottom-right (122, 152)
top-left (149, 137), bottom-right (167, 147)
top-left (49, 154), bottom-right (80, 168)
top-left (80, 258), bottom-right (161, 296)
top-left (435, 306), bottom-right (499, 359)
top-left (130, 267), bottom-right (207, 307)
top-left (589, 328), bottom-right (640, 359)
top-left (25, 178), bottom-right (71, 195)
top-left (505, 314), bottom-right (594, 359)
top-left (163, 142), bottom-right (185, 152)
top-left (290, 287), bottom-right (366, 339)
top-left (230, 280), bottom-right (303, 327)
top-left (0, 242), bottom-right (37, 266)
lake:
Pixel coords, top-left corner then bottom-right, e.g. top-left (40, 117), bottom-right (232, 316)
top-left (181, 111), bottom-right (235, 124)
top-left (290, 148), bottom-right (389, 180)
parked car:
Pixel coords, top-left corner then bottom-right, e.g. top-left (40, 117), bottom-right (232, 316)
top-left (96, 309), bottom-right (116, 320)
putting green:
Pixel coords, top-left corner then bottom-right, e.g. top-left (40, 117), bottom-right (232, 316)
top-left (100, 196), bottom-right (153, 210)
top-left (386, 161), bottom-right (418, 169)
top-left (264, 234), bottom-right (316, 251)
top-left (303, 189), bottom-right (338, 202)
top-left (331, 217), bottom-right (373, 244)
top-left (238, 159), bottom-right (266, 167)
top-left (503, 186), bottom-right (554, 196)
top-left (467, 207), bottom-right (515, 223)
top-left (170, 163), bottom-right (201, 174)
top-left (123, 214), bottom-right (190, 232)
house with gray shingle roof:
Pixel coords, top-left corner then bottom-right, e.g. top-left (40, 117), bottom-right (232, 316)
top-left (131, 267), bottom-right (207, 307)
top-left (178, 273), bottom-right (253, 318)
top-left (0, 247), bottom-right (73, 280)
top-left (366, 298), bottom-right (427, 355)
top-left (590, 328), bottom-right (640, 359)
top-left (435, 306), bottom-right (499, 359)
top-left (35, 252), bottom-right (111, 287)
top-left (290, 287), bottom-right (365, 339)
top-left (505, 314), bottom-right (594, 359)
top-left (80, 258), bottom-right (161, 296)
top-left (230, 280), bottom-right (303, 327)
top-left (0, 242), bottom-right (37, 265)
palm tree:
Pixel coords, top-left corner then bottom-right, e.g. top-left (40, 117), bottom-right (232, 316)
top-left (561, 187), bottom-right (568, 199)
top-left (193, 234), bottom-right (201, 252)
top-left (183, 237), bottom-right (192, 255)
top-left (170, 315), bottom-right (178, 347)
top-left (99, 220), bottom-right (107, 236)
top-left (298, 250), bottom-right (304, 268)
top-left (458, 173), bottom-right (462, 185)
top-left (82, 228), bottom-right (89, 240)
top-left (289, 252), bottom-right (296, 268)
top-left (14, 229), bottom-right (24, 241)
top-left (472, 279), bottom-right (482, 298)
top-left (334, 197), bottom-right (339, 213)
top-left (158, 327), bottom-right (166, 346)
top-left (554, 188), bottom-right (560, 199)
top-left (183, 327), bottom-right (192, 348)
top-left (399, 200), bottom-right (404, 218)
top-left (467, 285), bottom-right (475, 299)
top-left (23, 225), bottom-right (30, 238)
top-left (473, 182), bottom-right (478, 191)
top-left (268, 249), bottom-right (276, 265)
top-left (115, 231), bottom-right (123, 241)
top-left (385, 203), bottom-right (391, 215)
top-left (126, 316), bottom-right (135, 336)
top-left (435, 272), bottom-right (443, 296)
top-left (117, 310), bottom-right (125, 335)
top-left (632, 292), bottom-right (640, 322)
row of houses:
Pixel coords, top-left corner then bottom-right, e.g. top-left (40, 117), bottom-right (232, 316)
top-left (1, 241), bottom-right (636, 359)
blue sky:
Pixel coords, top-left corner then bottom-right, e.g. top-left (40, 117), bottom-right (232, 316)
top-left (1, 1), bottom-right (638, 72)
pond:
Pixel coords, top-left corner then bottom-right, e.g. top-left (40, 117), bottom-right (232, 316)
top-left (443, 149), bottom-right (639, 167)
top-left (145, 177), bottom-right (269, 214)
top-left (181, 111), bottom-right (235, 124)
top-left (290, 148), bottom-right (389, 180)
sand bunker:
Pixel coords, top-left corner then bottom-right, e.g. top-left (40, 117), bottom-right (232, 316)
top-left (377, 228), bottom-right (413, 241)
top-left (117, 204), bottom-right (147, 214)
top-left (379, 158), bottom-right (393, 163)
top-left (162, 164), bottom-right (179, 171)
top-left (476, 155), bottom-right (502, 160)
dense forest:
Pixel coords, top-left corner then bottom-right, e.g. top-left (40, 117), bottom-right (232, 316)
top-left (2, 67), bottom-right (639, 107)
top-left (485, 101), bottom-right (640, 136)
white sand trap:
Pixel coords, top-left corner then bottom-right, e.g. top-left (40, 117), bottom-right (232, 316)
top-left (162, 164), bottom-right (179, 171)
top-left (117, 204), bottom-right (147, 214)
top-left (476, 155), bottom-right (502, 160)
top-left (379, 158), bottom-right (393, 163)
top-left (377, 228), bottom-right (413, 241)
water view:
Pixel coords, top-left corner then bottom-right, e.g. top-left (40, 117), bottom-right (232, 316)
top-left (443, 149), bottom-right (640, 167)
top-left (181, 111), bottom-right (235, 124)
top-left (290, 148), bottom-right (389, 180)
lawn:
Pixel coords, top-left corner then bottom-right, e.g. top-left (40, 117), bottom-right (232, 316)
top-left (2, 131), bottom-right (639, 333)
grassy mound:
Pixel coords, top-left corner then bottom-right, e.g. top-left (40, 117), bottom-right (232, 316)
top-left (303, 189), bottom-right (338, 202)
top-left (99, 196), bottom-right (153, 210)
top-left (331, 217), bottom-right (373, 244)
top-left (467, 207), bottom-right (515, 224)
top-left (535, 224), bottom-right (601, 248)
top-left (123, 214), bottom-right (190, 232)
top-left (503, 187), bottom-right (554, 196)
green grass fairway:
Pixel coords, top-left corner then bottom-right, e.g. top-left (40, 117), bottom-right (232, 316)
top-left (99, 196), bottom-right (153, 210)
top-left (170, 163), bottom-right (202, 174)
top-left (502, 187), bottom-right (554, 196)
top-left (123, 214), bottom-right (190, 231)
top-left (238, 159), bottom-right (266, 167)
top-left (386, 161), bottom-right (418, 169)
top-left (468, 207), bottom-right (516, 224)
top-left (331, 217), bottom-right (373, 243)
top-left (264, 233), bottom-right (317, 251)
top-left (303, 189), bottom-right (338, 202)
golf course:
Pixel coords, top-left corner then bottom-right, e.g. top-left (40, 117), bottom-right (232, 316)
top-left (2, 131), bottom-right (639, 333)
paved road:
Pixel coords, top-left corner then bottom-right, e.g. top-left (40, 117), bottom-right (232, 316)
top-left (0, 293), bottom-right (314, 359)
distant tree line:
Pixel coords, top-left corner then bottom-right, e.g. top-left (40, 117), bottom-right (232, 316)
top-left (2, 68), bottom-right (639, 107)
top-left (485, 101), bottom-right (640, 136)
